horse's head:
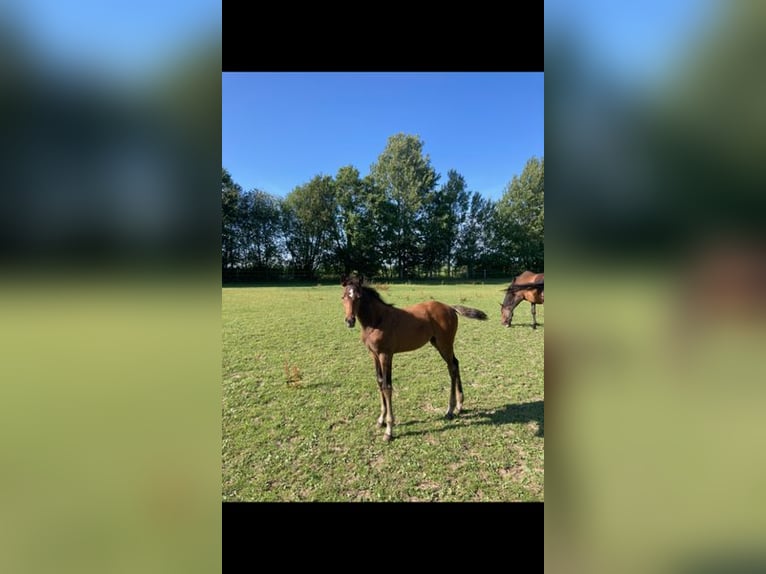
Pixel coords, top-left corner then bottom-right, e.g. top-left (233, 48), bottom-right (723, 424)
top-left (500, 302), bottom-right (513, 327)
top-left (500, 290), bottom-right (521, 327)
top-left (341, 276), bottom-right (362, 328)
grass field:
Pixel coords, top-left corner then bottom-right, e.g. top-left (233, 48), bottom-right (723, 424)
top-left (222, 281), bottom-right (544, 501)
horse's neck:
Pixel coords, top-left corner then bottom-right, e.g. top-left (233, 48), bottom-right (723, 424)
top-left (357, 295), bottom-right (386, 328)
top-left (507, 293), bottom-right (523, 308)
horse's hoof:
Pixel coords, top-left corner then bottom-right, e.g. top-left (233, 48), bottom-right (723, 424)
top-left (383, 433), bottom-right (393, 442)
top-left (445, 412), bottom-right (454, 420)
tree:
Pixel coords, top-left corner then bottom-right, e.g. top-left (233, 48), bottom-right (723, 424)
top-left (421, 169), bottom-right (470, 277)
top-left (420, 188), bottom-right (450, 277)
top-left (222, 168), bottom-right (242, 270)
top-left (493, 157), bottom-right (544, 273)
top-left (455, 192), bottom-right (495, 278)
top-left (282, 175), bottom-right (337, 279)
top-left (237, 189), bottom-right (283, 272)
top-left (331, 165), bottom-right (360, 275)
top-left (370, 133), bottom-right (439, 279)
top-left (332, 166), bottom-right (386, 278)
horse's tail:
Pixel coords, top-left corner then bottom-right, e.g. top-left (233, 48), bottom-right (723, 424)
top-left (452, 305), bottom-right (488, 321)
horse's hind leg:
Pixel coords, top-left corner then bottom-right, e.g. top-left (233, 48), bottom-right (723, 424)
top-left (448, 355), bottom-right (464, 418)
top-left (531, 303), bottom-right (537, 329)
top-left (431, 337), bottom-right (463, 419)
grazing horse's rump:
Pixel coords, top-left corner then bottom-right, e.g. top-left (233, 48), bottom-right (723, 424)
top-left (340, 275), bottom-right (487, 441)
top-left (501, 270), bottom-right (544, 329)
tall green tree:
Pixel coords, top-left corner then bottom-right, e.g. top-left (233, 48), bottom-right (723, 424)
top-left (332, 166), bottom-right (385, 277)
top-left (222, 168), bottom-right (242, 270)
top-left (493, 157), bottom-right (544, 273)
top-left (356, 174), bottom-right (389, 278)
top-left (455, 191), bottom-right (495, 278)
top-left (420, 189), bottom-right (450, 277)
top-left (332, 165), bottom-right (358, 275)
top-left (238, 189), bottom-right (283, 271)
top-left (422, 169), bottom-right (470, 277)
top-left (282, 175), bottom-right (337, 279)
top-left (370, 133), bottom-right (439, 279)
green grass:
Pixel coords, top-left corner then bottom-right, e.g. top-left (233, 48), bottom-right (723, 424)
top-left (222, 281), bottom-right (544, 501)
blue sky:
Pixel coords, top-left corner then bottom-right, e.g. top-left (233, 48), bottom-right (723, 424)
top-left (4, 0), bottom-right (219, 77)
top-left (222, 73), bottom-right (544, 202)
top-left (545, 0), bottom-right (718, 89)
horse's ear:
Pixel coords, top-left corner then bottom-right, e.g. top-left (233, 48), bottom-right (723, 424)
top-left (341, 275), bottom-right (349, 286)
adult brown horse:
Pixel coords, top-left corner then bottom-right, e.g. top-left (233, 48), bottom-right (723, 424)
top-left (341, 276), bottom-right (487, 441)
top-left (501, 271), bottom-right (544, 329)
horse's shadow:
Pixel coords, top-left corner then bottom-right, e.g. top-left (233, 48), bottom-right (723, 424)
top-left (398, 399), bottom-right (544, 438)
top-left (510, 321), bottom-right (543, 328)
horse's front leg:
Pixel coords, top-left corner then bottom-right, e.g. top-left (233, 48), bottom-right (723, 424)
top-left (506, 298), bottom-right (518, 327)
top-left (379, 353), bottom-right (395, 441)
top-left (531, 303), bottom-right (537, 329)
top-left (373, 354), bottom-right (386, 428)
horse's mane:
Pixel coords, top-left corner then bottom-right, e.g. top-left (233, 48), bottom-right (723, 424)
top-left (343, 275), bottom-right (395, 307)
top-left (506, 281), bottom-right (544, 292)
top-left (360, 284), bottom-right (394, 307)
top-left (508, 271), bottom-right (544, 292)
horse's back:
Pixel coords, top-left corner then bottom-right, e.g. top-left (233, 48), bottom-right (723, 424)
top-left (508, 271), bottom-right (544, 305)
top-left (403, 300), bottom-right (457, 325)
top-left (513, 270), bottom-right (544, 285)
top-left (404, 300), bottom-right (460, 334)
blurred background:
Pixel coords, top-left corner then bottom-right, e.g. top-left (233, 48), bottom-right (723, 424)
top-left (546, 1), bottom-right (766, 572)
top-left (0, 1), bottom-right (221, 572)
top-left (6, 0), bottom-right (766, 569)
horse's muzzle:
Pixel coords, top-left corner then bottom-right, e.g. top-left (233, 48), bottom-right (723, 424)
top-left (345, 317), bottom-right (356, 328)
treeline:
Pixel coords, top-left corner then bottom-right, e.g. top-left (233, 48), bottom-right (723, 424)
top-left (222, 133), bottom-right (543, 282)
